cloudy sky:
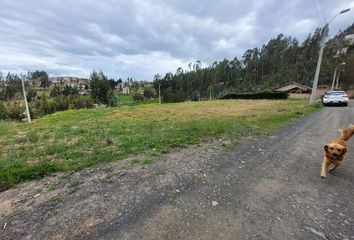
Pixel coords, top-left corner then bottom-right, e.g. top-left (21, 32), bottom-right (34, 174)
top-left (0, 0), bottom-right (353, 80)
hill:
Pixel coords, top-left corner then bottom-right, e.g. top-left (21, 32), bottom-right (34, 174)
top-left (153, 23), bottom-right (354, 102)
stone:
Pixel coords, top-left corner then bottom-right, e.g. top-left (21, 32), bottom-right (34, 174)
top-left (305, 227), bottom-right (327, 240)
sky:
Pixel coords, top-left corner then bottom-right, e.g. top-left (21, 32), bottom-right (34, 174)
top-left (0, 0), bottom-right (354, 81)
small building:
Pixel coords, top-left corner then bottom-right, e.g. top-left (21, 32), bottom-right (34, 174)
top-left (273, 82), bottom-right (312, 94)
top-left (273, 82), bottom-right (332, 99)
top-left (273, 82), bottom-right (312, 99)
top-left (273, 82), bottom-right (311, 99)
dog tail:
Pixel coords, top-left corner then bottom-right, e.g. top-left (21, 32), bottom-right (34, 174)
top-left (339, 124), bottom-right (354, 141)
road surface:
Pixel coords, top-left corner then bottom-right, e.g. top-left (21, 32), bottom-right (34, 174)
top-left (1, 102), bottom-right (354, 240)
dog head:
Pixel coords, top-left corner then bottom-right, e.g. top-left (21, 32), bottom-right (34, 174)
top-left (324, 143), bottom-right (347, 160)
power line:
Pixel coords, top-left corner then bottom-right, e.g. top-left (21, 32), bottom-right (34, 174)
top-left (312, 0), bottom-right (324, 25)
top-left (318, 0), bottom-right (328, 24)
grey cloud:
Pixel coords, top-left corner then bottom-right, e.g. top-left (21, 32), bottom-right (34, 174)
top-left (0, 0), bottom-right (353, 80)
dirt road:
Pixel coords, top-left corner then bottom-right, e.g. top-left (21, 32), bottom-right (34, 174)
top-left (1, 102), bottom-right (354, 240)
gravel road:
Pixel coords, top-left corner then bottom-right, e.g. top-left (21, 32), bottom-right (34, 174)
top-left (1, 102), bottom-right (354, 240)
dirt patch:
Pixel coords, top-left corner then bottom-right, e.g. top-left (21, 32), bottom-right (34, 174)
top-left (0, 199), bottom-right (13, 216)
top-left (25, 159), bottom-right (41, 166)
top-left (0, 138), bottom-right (229, 240)
top-left (2, 105), bottom-right (354, 239)
top-left (72, 218), bottom-right (104, 237)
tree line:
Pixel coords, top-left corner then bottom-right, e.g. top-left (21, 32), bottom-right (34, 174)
top-left (153, 22), bottom-right (354, 102)
top-left (0, 70), bottom-right (157, 120)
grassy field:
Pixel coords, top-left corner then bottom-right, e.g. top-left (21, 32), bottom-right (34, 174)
top-left (0, 99), bottom-right (320, 191)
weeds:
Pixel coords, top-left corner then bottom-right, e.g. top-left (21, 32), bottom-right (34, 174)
top-left (0, 99), bottom-right (320, 190)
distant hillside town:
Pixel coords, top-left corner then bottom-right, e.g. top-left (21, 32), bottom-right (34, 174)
top-left (0, 70), bottom-right (156, 121)
top-left (0, 73), bottom-right (151, 96)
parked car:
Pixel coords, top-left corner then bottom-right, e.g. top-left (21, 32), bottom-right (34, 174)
top-left (322, 91), bottom-right (349, 106)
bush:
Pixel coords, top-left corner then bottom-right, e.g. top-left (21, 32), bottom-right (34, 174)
top-left (220, 91), bottom-right (288, 100)
top-left (161, 88), bottom-right (186, 103)
top-left (133, 92), bottom-right (144, 102)
top-left (0, 101), bottom-right (8, 119)
top-left (0, 102), bottom-right (33, 121)
top-left (0, 90), bottom-right (5, 101)
top-left (26, 89), bottom-right (37, 102)
top-left (107, 90), bottom-right (117, 107)
top-left (47, 100), bottom-right (57, 114)
top-left (39, 92), bottom-right (49, 114)
top-left (7, 104), bottom-right (25, 120)
top-left (72, 96), bottom-right (94, 109)
top-left (143, 87), bottom-right (156, 99)
top-left (54, 96), bottom-right (70, 111)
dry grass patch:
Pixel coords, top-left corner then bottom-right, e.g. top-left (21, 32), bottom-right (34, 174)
top-left (0, 99), bottom-right (320, 190)
top-left (107, 100), bottom-right (292, 122)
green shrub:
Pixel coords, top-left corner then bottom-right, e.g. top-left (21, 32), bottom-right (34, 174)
top-left (107, 90), bottom-right (117, 107)
top-left (0, 101), bottom-right (8, 120)
top-left (133, 92), bottom-right (144, 102)
top-left (162, 88), bottom-right (186, 103)
top-left (54, 96), bottom-right (70, 111)
top-left (143, 87), bottom-right (156, 99)
top-left (220, 91), bottom-right (288, 100)
top-left (39, 92), bottom-right (50, 115)
top-left (72, 96), bottom-right (94, 109)
top-left (7, 104), bottom-right (25, 120)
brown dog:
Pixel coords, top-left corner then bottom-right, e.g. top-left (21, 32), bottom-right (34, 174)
top-left (321, 124), bottom-right (354, 178)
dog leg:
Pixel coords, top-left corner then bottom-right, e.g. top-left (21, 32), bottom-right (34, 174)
top-left (321, 159), bottom-right (330, 178)
top-left (329, 163), bottom-right (340, 174)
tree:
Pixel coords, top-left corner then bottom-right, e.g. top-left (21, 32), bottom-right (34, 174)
top-left (26, 88), bottom-right (37, 102)
top-left (30, 70), bottom-right (49, 88)
top-left (62, 85), bottom-right (79, 97)
top-left (109, 79), bottom-right (118, 89)
top-left (90, 71), bottom-right (112, 104)
top-left (151, 23), bottom-right (354, 101)
top-left (39, 92), bottom-right (51, 115)
top-left (107, 90), bottom-right (117, 106)
top-left (4, 73), bottom-right (21, 100)
top-left (143, 87), bottom-right (155, 99)
top-left (39, 75), bottom-right (50, 88)
top-left (50, 84), bottom-right (62, 98)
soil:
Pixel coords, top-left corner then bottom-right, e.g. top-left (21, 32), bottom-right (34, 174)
top-left (1, 103), bottom-right (354, 240)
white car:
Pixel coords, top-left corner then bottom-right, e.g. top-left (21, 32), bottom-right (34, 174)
top-left (322, 91), bottom-right (349, 106)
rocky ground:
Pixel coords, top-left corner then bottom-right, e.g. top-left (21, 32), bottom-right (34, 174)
top-left (1, 103), bottom-right (354, 240)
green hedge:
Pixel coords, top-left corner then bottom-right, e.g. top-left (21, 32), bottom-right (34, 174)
top-left (220, 91), bottom-right (288, 100)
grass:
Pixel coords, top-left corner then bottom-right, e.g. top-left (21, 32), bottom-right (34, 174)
top-left (117, 94), bottom-right (159, 106)
top-left (0, 99), bottom-right (320, 191)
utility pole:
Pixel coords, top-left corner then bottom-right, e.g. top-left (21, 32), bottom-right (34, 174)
top-left (335, 70), bottom-right (344, 90)
top-left (331, 66), bottom-right (337, 91)
top-left (331, 62), bottom-right (345, 91)
top-left (21, 76), bottom-right (31, 123)
top-left (309, 8), bottom-right (351, 104)
top-left (309, 24), bottom-right (328, 104)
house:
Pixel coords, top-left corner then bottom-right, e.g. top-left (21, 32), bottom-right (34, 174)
top-left (49, 76), bottom-right (89, 94)
top-left (273, 82), bottom-right (332, 99)
top-left (273, 82), bottom-right (312, 99)
top-left (273, 82), bottom-right (311, 93)
top-left (121, 86), bottom-right (130, 95)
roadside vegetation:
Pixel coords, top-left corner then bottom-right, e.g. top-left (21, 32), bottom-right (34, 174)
top-left (0, 99), bottom-right (320, 191)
